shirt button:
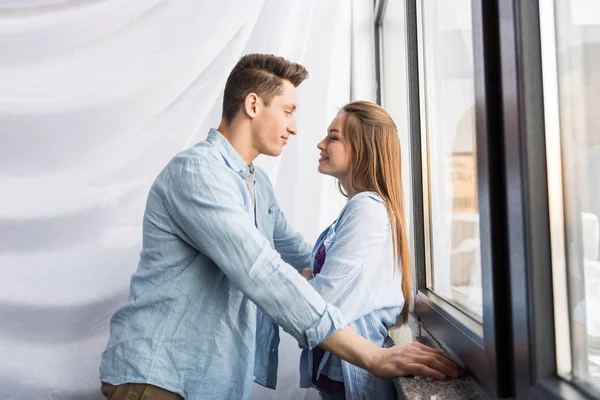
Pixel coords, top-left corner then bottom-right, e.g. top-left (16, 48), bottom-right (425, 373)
top-left (253, 376), bottom-right (256, 381)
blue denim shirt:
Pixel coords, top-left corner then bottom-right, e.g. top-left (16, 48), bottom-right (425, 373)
top-left (299, 192), bottom-right (404, 400)
top-left (99, 129), bottom-right (344, 400)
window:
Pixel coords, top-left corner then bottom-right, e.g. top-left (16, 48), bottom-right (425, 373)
top-left (377, 0), bottom-right (600, 399)
top-left (541, 0), bottom-right (600, 395)
top-left (404, 0), bottom-right (512, 396)
top-left (418, 0), bottom-right (482, 320)
top-left (378, 0), bottom-right (413, 264)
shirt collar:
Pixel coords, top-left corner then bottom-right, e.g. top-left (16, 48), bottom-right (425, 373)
top-left (207, 128), bottom-right (254, 176)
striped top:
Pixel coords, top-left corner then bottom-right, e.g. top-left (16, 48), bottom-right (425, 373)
top-left (311, 241), bottom-right (347, 394)
top-left (299, 192), bottom-right (405, 400)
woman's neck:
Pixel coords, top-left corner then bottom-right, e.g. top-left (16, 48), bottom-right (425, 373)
top-left (340, 179), bottom-right (358, 199)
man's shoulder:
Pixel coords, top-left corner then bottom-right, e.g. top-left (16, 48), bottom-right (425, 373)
top-left (169, 140), bottom-right (223, 170)
top-left (151, 141), bottom-right (229, 191)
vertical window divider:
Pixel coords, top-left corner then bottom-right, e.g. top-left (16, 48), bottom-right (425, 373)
top-left (471, 0), bottom-right (514, 396)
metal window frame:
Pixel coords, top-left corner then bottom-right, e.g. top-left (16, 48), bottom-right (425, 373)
top-left (403, 0), bottom-right (513, 396)
top-left (376, 0), bottom-right (599, 399)
top-left (374, 0), bottom-right (388, 105)
top-left (506, 1), bottom-right (600, 399)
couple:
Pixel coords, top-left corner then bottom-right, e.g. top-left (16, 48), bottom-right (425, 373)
top-left (99, 54), bottom-right (461, 400)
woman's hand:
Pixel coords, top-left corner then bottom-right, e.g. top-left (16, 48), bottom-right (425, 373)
top-left (301, 268), bottom-right (313, 281)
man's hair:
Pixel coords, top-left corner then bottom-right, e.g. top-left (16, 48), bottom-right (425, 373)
top-left (222, 54), bottom-right (309, 122)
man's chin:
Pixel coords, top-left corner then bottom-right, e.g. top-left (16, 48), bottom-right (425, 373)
top-left (264, 147), bottom-right (284, 157)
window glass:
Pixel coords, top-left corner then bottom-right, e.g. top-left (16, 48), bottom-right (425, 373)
top-left (420, 0), bottom-right (482, 319)
top-left (548, 0), bottom-right (600, 388)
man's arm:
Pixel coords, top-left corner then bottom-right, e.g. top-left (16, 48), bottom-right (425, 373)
top-left (320, 327), bottom-right (462, 380)
top-left (165, 157), bottom-right (461, 379)
top-left (165, 158), bottom-right (341, 349)
top-left (307, 196), bottom-right (386, 323)
top-left (308, 196), bottom-right (462, 380)
top-left (271, 201), bottom-right (313, 273)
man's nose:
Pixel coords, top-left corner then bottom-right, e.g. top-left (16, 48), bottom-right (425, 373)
top-left (287, 120), bottom-right (297, 135)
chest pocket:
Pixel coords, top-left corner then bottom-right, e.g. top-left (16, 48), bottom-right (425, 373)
top-left (262, 204), bottom-right (277, 245)
top-left (255, 187), bottom-right (276, 246)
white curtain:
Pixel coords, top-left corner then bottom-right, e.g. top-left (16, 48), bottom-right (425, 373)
top-left (0, 1), bottom-right (373, 399)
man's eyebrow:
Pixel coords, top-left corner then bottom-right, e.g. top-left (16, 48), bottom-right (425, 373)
top-left (284, 104), bottom-right (297, 111)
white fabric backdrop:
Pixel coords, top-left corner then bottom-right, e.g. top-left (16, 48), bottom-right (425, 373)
top-left (0, 1), bottom-right (375, 399)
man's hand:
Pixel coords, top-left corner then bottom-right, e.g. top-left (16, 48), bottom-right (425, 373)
top-left (370, 342), bottom-right (462, 380)
top-left (301, 268), bottom-right (313, 281)
top-left (319, 326), bottom-right (463, 381)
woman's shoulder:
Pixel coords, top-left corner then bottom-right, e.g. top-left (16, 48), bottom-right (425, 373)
top-left (344, 191), bottom-right (386, 211)
top-left (338, 191), bottom-right (389, 225)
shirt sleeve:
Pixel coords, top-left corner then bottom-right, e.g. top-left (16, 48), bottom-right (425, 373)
top-left (164, 156), bottom-right (344, 348)
top-left (270, 202), bottom-right (314, 273)
top-left (309, 195), bottom-right (392, 324)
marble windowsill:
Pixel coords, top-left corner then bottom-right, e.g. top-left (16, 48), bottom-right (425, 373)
top-left (385, 316), bottom-right (490, 400)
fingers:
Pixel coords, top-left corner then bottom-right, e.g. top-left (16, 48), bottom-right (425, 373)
top-left (378, 343), bottom-right (464, 380)
top-left (401, 343), bottom-right (463, 378)
top-left (405, 363), bottom-right (446, 380)
top-left (414, 342), bottom-right (445, 357)
top-left (412, 343), bottom-right (462, 375)
top-left (437, 354), bottom-right (462, 375)
top-left (300, 268), bottom-right (313, 280)
top-left (414, 354), bottom-right (459, 378)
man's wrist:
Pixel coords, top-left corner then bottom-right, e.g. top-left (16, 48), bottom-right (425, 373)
top-left (362, 345), bottom-right (384, 372)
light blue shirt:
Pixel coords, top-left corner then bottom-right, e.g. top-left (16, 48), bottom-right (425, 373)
top-left (99, 129), bottom-right (345, 400)
top-left (299, 192), bottom-right (405, 400)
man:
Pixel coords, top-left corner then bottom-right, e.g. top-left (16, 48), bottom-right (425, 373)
top-left (99, 54), bottom-right (460, 400)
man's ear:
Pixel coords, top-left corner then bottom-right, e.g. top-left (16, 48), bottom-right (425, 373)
top-left (244, 93), bottom-right (259, 119)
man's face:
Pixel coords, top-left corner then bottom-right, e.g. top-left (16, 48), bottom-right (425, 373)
top-left (251, 80), bottom-right (298, 157)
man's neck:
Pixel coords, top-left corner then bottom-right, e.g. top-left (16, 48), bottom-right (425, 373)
top-left (217, 119), bottom-right (259, 165)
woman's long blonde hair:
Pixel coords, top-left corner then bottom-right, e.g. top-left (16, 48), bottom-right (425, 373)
top-left (339, 101), bottom-right (411, 323)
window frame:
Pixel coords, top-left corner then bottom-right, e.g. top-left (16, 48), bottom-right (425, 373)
top-left (404, 0), bottom-right (514, 396)
top-left (374, 0), bottom-right (386, 106)
top-left (376, 0), bottom-right (600, 399)
top-left (509, 1), bottom-right (600, 399)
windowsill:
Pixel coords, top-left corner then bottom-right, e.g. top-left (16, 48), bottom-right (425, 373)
top-left (387, 314), bottom-right (490, 400)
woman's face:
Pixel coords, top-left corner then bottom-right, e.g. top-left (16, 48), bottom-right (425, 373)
top-left (317, 112), bottom-right (352, 183)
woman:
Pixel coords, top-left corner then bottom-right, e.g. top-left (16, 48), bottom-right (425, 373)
top-left (300, 101), bottom-right (412, 400)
